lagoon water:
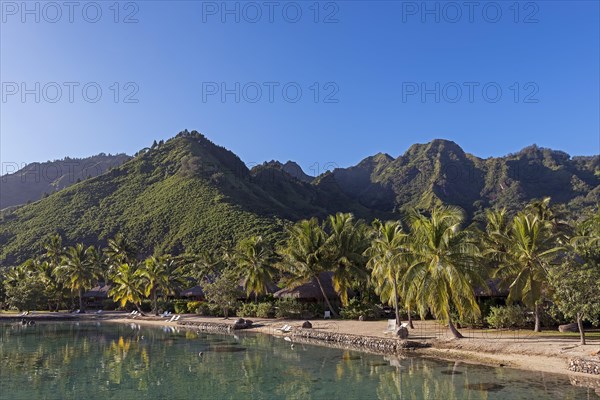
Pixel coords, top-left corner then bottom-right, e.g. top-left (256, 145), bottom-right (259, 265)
top-left (0, 322), bottom-right (596, 400)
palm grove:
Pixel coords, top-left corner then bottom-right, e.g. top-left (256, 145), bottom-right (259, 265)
top-left (2, 198), bottom-right (599, 343)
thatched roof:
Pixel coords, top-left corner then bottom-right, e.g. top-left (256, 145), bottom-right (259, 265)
top-left (474, 279), bottom-right (509, 297)
top-left (180, 285), bottom-right (205, 298)
top-left (238, 278), bottom-right (280, 297)
top-left (274, 272), bottom-right (339, 301)
top-left (83, 284), bottom-right (111, 298)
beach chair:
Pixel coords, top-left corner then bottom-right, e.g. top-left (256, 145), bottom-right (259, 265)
top-left (384, 319), bottom-right (396, 334)
top-left (324, 311), bottom-right (331, 319)
top-left (282, 325), bottom-right (292, 333)
top-left (275, 324), bottom-right (290, 332)
top-left (173, 315), bottom-right (181, 321)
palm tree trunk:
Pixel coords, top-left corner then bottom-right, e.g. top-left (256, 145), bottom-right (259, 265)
top-left (152, 288), bottom-right (158, 316)
top-left (392, 276), bottom-right (401, 327)
top-left (534, 303), bottom-right (542, 332)
top-left (577, 313), bottom-right (586, 345)
top-left (315, 275), bottom-right (338, 318)
top-left (448, 318), bottom-right (464, 339)
top-left (78, 288), bottom-right (85, 313)
top-left (135, 303), bottom-right (145, 316)
top-left (407, 306), bottom-right (415, 329)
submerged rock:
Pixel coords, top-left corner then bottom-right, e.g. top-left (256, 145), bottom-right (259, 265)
top-left (465, 383), bottom-right (505, 392)
top-left (440, 370), bottom-right (463, 375)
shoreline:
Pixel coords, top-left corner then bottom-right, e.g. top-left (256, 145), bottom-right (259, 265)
top-left (2, 312), bottom-right (599, 386)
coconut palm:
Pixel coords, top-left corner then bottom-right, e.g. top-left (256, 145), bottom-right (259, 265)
top-left (109, 262), bottom-right (145, 313)
top-left (54, 244), bottom-right (101, 312)
top-left (137, 255), bottom-right (185, 315)
top-left (43, 233), bottom-right (64, 268)
top-left (234, 236), bottom-right (277, 302)
top-left (365, 220), bottom-right (409, 327)
top-left (495, 212), bottom-right (563, 332)
top-left (278, 218), bottom-right (338, 317)
top-left (104, 234), bottom-right (137, 278)
top-left (405, 206), bottom-right (484, 339)
top-left (179, 251), bottom-right (224, 284)
top-left (41, 234), bottom-right (69, 310)
top-left (325, 213), bottom-right (370, 306)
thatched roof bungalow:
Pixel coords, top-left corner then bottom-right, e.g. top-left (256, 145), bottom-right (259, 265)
top-left (179, 285), bottom-right (205, 300)
top-left (82, 284), bottom-right (111, 308)
top-left (274, 272), bottom-right (339, 302)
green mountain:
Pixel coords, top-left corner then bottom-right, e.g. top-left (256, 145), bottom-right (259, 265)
top-left (330, 139), bottom-right (599, 219)
top-left (0, 132), bottom-right (597, 267)
top-left (0, 153), bottom-right (130, 209)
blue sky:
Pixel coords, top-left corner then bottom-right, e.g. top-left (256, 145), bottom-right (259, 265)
top-left (1, 1), bottom-right (598, 175)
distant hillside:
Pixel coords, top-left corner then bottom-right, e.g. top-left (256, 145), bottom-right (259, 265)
top-left (0, 154), bottom-right (130, 209)
top-left (0, 131), bottom-right (597, 266)
top-left (0, 131), bottom-right (331, 265)
top-left (329, 140), bottom-right (599, 220)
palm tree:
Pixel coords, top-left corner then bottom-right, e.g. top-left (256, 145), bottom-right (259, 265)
top-left (109, 262), bottom-right (145, 313)
top-left (43, 233), bottom-right (64, 268)
top-left (41, 234), bottom-right (67, 310)
top-left (365, 220), bottom-right (408, 327)
top-left (325, 213), bottom-right (370, 306)
top-left (278, 218), bottom-right (338, 317)
top-left (405, 206), bottom-right (484, 339)
top-left (495, 212), bottom-right (563, 332)
top-left (104, 234), bottom-right (137, 278)
top-left (54, 244), bottom-right (101, 312)
top-left (137, 255), bottom-right (185, 315)
top-left (234, 236), bottom-right (277, 302)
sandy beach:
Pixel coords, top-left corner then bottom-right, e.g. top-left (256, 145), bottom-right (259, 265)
top-left (3, 311), bottom-right (598, 384)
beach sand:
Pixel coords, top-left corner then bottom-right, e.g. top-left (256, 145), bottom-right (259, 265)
top-left (3, 311), bottom-right (599, 382)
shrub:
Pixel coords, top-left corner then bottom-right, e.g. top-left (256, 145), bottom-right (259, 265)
top-left (196, 302), bottom-right (212, 316)
top-left (275, 298), bottom-right (304, 319)
top-left (486, 305), bottom-right (527, 329)
top-left (340, 298), bottom-right (379, 320)
top-left (256, 302), bottom-right (275, 318)
top-left (187, 301), bottom-right (202, 314)
top-left (173, 300), bottom-right (189, 314)
top-left (237, 302), bottom-right (258, 317)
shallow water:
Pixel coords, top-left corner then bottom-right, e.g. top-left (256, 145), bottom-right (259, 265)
top-left (0, 322), bottom-right (596, 400)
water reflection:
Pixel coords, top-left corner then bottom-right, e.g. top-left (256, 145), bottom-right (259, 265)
top-left (0, 322), bottom-right (596, 400)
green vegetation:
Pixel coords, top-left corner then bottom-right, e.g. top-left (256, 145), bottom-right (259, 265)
top-left (485, 305), bottom-right (527, 329)
top-left (0, 132), bottom-right (596, 268)
top-left (0, 131), bottom-right (598, 340)
top-left (1, 203), bottom-right (599, 343)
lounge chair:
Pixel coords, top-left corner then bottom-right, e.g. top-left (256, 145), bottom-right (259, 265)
top-left (173, 315), bottom-right (181, 321)
top-left (275, 324), bottom-right (290, 332)
top-left (384, 319), bottom-right (396, 334)
top-left (282, 325), bottom-right (292, 333)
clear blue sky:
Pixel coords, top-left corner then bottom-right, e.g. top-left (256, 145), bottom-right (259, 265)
top-left (1, 1), bottom-right (599, 175)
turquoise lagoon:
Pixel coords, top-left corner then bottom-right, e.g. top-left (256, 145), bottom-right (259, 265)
top-left (0, 322), bottom-right (597, 399)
